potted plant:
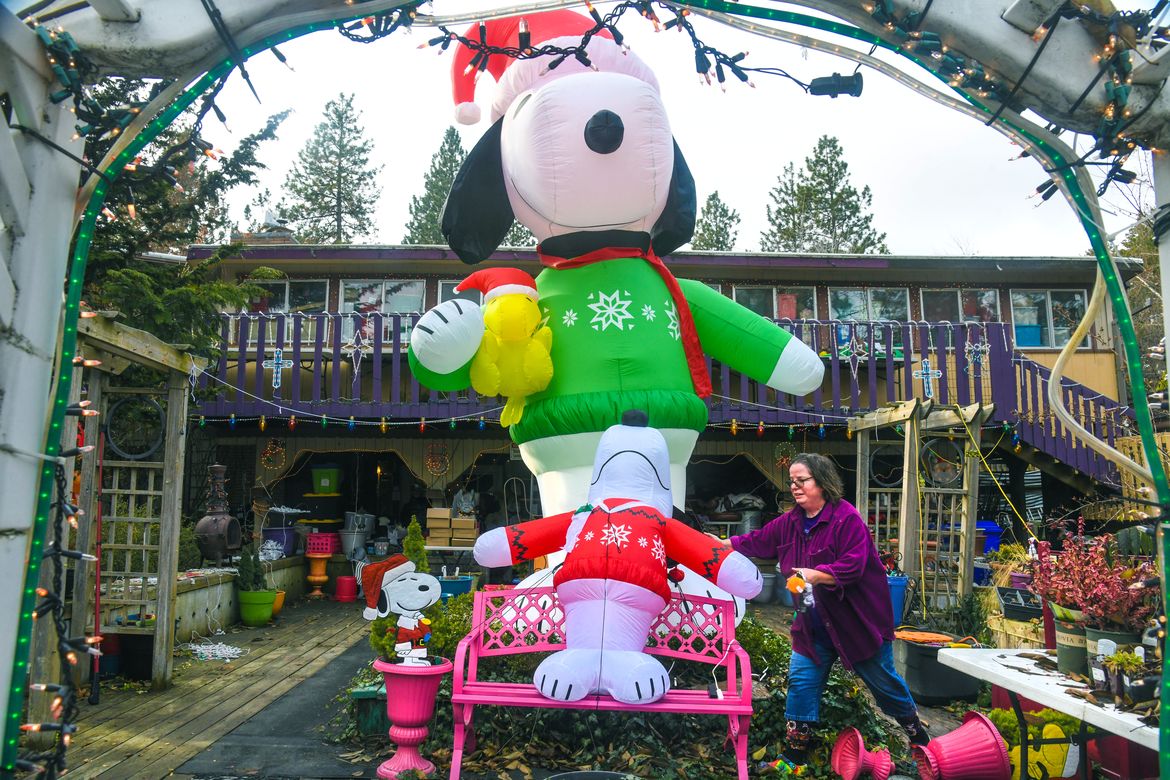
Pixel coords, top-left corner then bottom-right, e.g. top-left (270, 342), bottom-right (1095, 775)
top-left (236, 544), bottom-right (277, 627)
top-left (1102, 651), bottom-right (1159, 703)
top-left (1075, 536), bottom-right (1155, 657)
top-left (987, 542), bottom-right (1031, 587)
top-left (1029, 532), bottom-right (1089, 675)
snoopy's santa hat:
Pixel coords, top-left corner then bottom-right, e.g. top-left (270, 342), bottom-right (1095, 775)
top-left (450, 10), bottom-right (657, 125)
top-left (456, 268), bottom-right (539, 303)
top-left (359, 554), bottom-right (415, 620)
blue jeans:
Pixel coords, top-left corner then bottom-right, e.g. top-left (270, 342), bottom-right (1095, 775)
top-left (785, 640), bottom-right (917, 723)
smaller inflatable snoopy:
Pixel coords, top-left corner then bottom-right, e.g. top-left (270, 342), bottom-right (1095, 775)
top-left (358, 554), bottom-right (441, 666)
top-left (474, 410), bottom-right (761, 704)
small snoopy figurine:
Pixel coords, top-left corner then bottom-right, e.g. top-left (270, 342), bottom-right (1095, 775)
top-left (358, 554), bottom-right (441, 666)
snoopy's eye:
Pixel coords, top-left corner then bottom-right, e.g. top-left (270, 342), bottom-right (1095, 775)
top-left (512, 93), bottom-right (534, 118)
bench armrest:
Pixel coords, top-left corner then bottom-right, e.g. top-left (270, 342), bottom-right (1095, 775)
top-left (723, 640), bottom-right (753, 704)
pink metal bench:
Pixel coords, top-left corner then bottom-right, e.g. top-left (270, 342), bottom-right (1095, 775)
top-left (450, 586), bottom-right (753, 779)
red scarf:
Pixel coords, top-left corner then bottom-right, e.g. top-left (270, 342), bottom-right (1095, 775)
top-left (537, 245), bottom-right (712, 399)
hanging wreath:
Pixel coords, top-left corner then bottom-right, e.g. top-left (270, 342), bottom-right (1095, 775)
top-left (773, 442), bottom-right (797, 472)
top-left (424, 442), bottom-right (451, 477)
top-left (261, 438), bottom-right (286, 471)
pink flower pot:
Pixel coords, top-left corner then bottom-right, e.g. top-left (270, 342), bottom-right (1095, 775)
top-left (915, 711), bottom-right (1010, 780)
top-left (373, 656), bottom-right (453, 779)
top-left (831, 727), bottom-right (892, 780)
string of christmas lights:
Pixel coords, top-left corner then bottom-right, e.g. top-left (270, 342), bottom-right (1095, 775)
top-left (15, 463), bottom-right (99, 779)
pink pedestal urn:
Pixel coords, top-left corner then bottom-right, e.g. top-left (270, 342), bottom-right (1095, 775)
top-left (373, 656), bottom-right (453, 779)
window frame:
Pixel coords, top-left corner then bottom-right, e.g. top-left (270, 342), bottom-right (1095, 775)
top-left (247, 278), bottom-right (331, 315)
top-left (919, 288), bottom-right (1001, 325)
top-left (1009, 288), bottom-right (1090, 349)
top-left (731, 285), bottom-right (777, 318)
top-left (439, 279), bottom-right (483, 306)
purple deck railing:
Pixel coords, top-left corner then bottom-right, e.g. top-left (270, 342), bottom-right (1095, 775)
top-left (195, 313), bottom-right (1129, 484)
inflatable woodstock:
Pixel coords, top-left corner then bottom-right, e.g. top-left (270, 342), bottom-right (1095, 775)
top-left (408, 10), bottom-right (824, 518)
top-left (474, 411), bottom-right (762, 703)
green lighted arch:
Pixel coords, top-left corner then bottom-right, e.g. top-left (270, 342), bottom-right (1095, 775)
top-left (7, 1), bottom-right (1169, 775)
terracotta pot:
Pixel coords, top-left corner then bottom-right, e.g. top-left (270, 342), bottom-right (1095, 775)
top-left (373, 656), bottom-right (453, 779)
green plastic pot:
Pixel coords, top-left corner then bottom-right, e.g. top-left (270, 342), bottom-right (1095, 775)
top-left (238, 589), bottom-right (277, 627)
top-left (1054, 620), bottom-right (1087, 677)
top-left (1084, 626), bottom-right (1140, 657)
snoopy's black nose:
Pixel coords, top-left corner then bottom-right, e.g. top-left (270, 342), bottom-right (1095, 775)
top-left (584, 110), bottom-right (624, 154)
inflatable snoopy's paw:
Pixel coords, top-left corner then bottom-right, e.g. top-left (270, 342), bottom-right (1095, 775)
top-left (603, 651), bottom-right (670, 704)
top-left (534, 649), bottom-right (599, 702)
top-left (409, 299), bottom-right (484, 374)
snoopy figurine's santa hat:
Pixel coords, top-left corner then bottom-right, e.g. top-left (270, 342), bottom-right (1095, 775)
top-left (359, 554), bottom-right (414, 619)
top-left (455, 268), bottom-right (539, 303)
top-left (450, 10), bottom-right (658, 125)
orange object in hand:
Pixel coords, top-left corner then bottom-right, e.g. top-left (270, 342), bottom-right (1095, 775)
top-left (786, 573), bottom-right (806, 594)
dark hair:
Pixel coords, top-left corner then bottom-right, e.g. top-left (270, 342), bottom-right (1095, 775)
top-left (790, 453), bottom-right (844, 503)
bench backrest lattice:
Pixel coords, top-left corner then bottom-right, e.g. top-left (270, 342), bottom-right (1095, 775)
top-left (470, 587), bottom-right (734, 663)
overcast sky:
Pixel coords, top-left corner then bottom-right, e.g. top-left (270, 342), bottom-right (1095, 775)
top-left (192, 1), bottom-right (1151, 256)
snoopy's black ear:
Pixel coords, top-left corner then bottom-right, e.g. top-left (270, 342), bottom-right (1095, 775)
top-left (650, 139), bottom-right (697, 257)
top-left (441, 118), bottom-right (515, 264)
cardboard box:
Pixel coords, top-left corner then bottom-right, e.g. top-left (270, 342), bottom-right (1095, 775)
top-left (426, 516), bottom-right (451, 529)
top-left (451, 536), bottom-right (477, 546)
top-left (426, 507), bottom-right (452, 519)
top-left (451, 517), bottom-right (476, 531)
top-left (427, 536), bottom-right (451, 547)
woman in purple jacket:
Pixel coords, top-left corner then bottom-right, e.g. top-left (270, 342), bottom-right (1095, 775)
top-left (721, 453), bottom-right (928, 770)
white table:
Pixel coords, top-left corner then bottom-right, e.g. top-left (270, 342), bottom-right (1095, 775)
top-left (938, 648), bottom-right (1157, 779)
top-left (425, 545), bottom-right (475, 571)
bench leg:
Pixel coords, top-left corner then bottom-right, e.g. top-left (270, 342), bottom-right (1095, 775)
top-left (450, 702), bottom-right (476, 780)
top-left (726, 713), bottom-right (750, 780)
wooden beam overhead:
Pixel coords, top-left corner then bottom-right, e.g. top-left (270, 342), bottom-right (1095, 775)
top-left (848, 399), bottom-right (928, 432)
top-left (79, 314), bottom-right (206, 375)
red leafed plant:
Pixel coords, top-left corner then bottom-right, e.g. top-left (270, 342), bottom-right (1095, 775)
top-left (1030, 518), bottom-right (1156, 632)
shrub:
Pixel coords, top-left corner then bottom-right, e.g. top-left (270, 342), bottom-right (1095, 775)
top-left (403, 515), bottom-right (429, 573)
top-left (235, 545), bottom-right (267, 591)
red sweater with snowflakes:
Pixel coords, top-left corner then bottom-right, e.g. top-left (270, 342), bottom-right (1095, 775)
top-left (501, 499), bottom-right (739, 602)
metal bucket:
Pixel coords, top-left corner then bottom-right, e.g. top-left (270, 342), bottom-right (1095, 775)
top-left (741, 510), bottom-right (764, 533)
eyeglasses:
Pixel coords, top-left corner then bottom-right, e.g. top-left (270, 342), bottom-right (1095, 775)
top-left (789, 477), bottom-right (814, 488)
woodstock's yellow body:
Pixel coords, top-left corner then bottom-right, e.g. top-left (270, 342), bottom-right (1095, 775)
top-left (469, 294), bottom-right (553, 427)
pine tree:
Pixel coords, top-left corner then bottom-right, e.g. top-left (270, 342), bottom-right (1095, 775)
top-left (283, 93), bottom-right (382, 243)
top-left (760, 135), bottom-right (888, 254)
top-left (502, 220), bottom-right (537, 247)
top-left (691, 191), bottom-right (741, 251)
top-left (403, 126), bottom-right (467, 245)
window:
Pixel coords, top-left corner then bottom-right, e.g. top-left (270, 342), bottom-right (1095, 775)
top-left (829, 288), bottom-right (910, 348)
top-left (248, 279), bottom-right (328, 314)
top-left (733, 286), bottom-right (775, 317)
top-left (921, 289), bottom-right (1000, 324)
top-left (341, 279), bottom-right (425, 342)
top-left (732, 286), bottom-right (817, 320)
top-left (439, 280), bottom-right (483, 305)
top-left (1011, 289), bottom-right (1088, 348)
top-left (244, 279), bottom-right (329, 345)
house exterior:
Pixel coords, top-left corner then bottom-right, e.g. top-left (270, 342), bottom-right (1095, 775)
top-left (184, 232), bottom-right (1139, 536)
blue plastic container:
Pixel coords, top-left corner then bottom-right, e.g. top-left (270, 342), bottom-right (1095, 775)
top-left (976, 520), bottom-right (1004, 554)
top-left (888, 575), bottom-right (909, 625)
top-left (439, 575), bottom-right (472, 602)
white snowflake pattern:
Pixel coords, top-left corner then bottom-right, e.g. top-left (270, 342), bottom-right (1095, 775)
top-left (651, 537), bottom-right (666, 563)
top-left (599, 522), bottom-right (632, 549)
top-left (589, 290), bottom-right (635, 331)
top-left (562, 309), bottom-right (578, 327)
top-left (641, 304), bottom-right (656, 321)
top-left (638, 537), bottom-right (648, 548)
top-left (664, 301), bottom-right (680, 340)
top-left (583, 530), bottom-right (594, 541)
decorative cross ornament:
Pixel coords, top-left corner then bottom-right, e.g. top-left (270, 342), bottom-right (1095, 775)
top-left (262, 349), bottom-right (295, 390)
top-left (913, 358), bottom-right (943, 399)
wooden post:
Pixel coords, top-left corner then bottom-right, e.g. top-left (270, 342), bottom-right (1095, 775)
top-left (71, 372), bottom-right (105, 682)
top-left (957, 405), bottom-right (993, 597)
top-left (897, 403), bottom-right (922, 608)
top-left (856, 425), bottom-right (870, 518)
top-left (151, 372), bottom-right (188, 690)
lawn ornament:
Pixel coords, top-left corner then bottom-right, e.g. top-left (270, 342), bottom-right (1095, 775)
top-left (473, 411), bottom-right (761, 704)
top-left (358, 554), bottom-right (441, 666)
top-left (456, 268), bottom-right (553, 427)
top-left (408, 10), bottom-right (824, 517)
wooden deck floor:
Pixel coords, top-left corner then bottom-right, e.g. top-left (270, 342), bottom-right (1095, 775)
top-left (66, 599), bottom-right (368, 780)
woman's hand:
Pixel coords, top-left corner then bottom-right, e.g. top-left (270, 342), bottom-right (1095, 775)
top-left (706, 532), bottom-right (731, 547)
top-left (792, 567), bottom-right (836, 587)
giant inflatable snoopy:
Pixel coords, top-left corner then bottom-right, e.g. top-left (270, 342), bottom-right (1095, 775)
top-left (409, 11), bottom-right (824, 516)
top-left (474, 410), bottom-right (762, 703)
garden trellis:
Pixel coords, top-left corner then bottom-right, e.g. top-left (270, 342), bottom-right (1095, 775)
top-left (2, 0), bottom-right (1170, 776)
